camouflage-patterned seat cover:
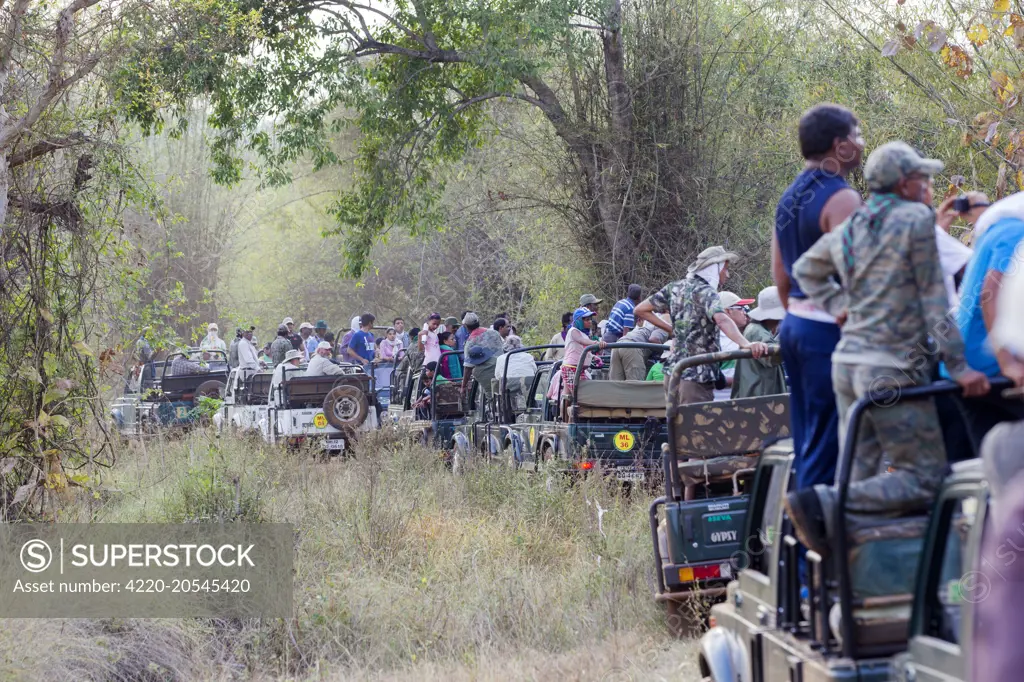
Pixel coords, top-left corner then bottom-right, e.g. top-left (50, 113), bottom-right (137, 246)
top-left (677, 453), bottom-right (760, 487)
top-left (672, 394), bottom-right (789, 460)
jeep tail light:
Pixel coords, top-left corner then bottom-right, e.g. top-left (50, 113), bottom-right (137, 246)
top-left (678, 564), bottom-right (721, 583)
top-left (578, 460), bottom-right (594, 470)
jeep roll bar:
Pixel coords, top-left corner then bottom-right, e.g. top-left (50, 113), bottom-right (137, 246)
top-left (497, 344), bottom-right (563, 423)
top-left (830, 376), bottom-right (1011, 659)
top-left (572, 342), bottom-right (671, 406)
top-left (161, 349), bottom-right (229, 381)
top-left (663, 347), bottom-right (781, 501)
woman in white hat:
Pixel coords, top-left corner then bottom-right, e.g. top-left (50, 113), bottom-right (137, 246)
top-left (731, 286), bottom-right (787, 399)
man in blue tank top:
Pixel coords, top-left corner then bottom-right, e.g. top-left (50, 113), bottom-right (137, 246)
top-left (772, 104), bottom-right (864, 492)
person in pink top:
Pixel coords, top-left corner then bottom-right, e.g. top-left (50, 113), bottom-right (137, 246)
top-left (419, 313), bottom-right (443, 365)
top-left (379, 327), bottom-right (401, 361)
top-left (548, 307), bottom-right (607, 401)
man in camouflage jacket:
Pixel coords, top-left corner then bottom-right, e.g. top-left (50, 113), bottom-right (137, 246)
top-left (635, 245), bottom-right (768, 406)
top-left (786, 141), bottom-right (990, 558)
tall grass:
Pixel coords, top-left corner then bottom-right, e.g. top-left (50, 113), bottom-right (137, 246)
top-left (0, 429), bottom-right (700, 680)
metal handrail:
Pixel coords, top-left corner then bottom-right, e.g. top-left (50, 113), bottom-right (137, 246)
top-left (832, 376), bottom-right (1011, 659)
top-left (497, 344), bottom-right (563, 423)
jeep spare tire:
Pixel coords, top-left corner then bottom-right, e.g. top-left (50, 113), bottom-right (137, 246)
top-left (324, 385), bottom-right (369, 429)
top-left (193, 380), bottom-right (226, 405)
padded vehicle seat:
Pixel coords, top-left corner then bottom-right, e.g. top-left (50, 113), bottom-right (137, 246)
top-left (573, 380), bottom-right (665, 420)
top-left (677, 453), bottom-right (759, 487)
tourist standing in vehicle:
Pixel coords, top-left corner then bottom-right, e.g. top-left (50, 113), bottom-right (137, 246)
top-left (496, 335), bottom-right (537, 408)
top-left (420, 313), bottom-right (443, 365)
top-left (380, 328), bottom-right (401, 361)
top-left (610, 321), bottom-right (669, 381)
top-left (305, 320), bottom-right (328, 357)
top-left (715, 291), bottom-right (755, 401)
top-left (227, 329), bottom-right (241, 368)
top-left (493, 318), bottom-right (511, 340)
top-left (786, 142), bottom-right (990, 557)
top-left (298, 322), bottom-right (314, 359)
top-left (978, 242), bottom-right (1024, 503)
top-left (394, 317), bottom-right (410, 351)
top-left (237, 328), bottom-right (261, 373)
top-left (200, 323), bottom-right (227, 354)
top-left (773, 103), bottom-right (865, 492)
top-left (259, 343), bottom-right (272, 365)
top-left (444, 317), bottom-right (459, 338)
top-left (347, 314), bottom-right (377, 369)
top-left (635, 246), bottom-right (767, 406)
top-left (544, 312), bottom-right (573, 361)
top-left (952, 191), bottom-right (1024, 442)
top-left (460, 312), bottom-right (504, 398)
top-left (283, 317), bottom-right (302, 352)
top-left (270, 325), bottom-right (292, 366)
top-left (454, 312), bottom-right (470, 351)
top-left (732, 286), bottom-right (787, 399)
top-left (579, 294), bottom-right (602, 315)
top-left (548, 308), bottom-right (607, 401)
top-left (603, 284), bottom-right (642, 343)
top-left (307, 341), bottom-right (346, 376)
top-left (438, 330), bottom-right (462, 381)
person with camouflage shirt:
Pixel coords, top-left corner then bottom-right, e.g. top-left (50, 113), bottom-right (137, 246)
top-left (635, 245), bottom-right (768, 405)
top-left (785, 141), bottom-right (990, 559)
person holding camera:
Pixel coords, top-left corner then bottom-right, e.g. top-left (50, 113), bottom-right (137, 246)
top-left (928, 184), bottom-right (988, 309)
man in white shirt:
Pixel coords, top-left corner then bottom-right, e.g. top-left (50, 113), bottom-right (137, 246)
top-left (237, 328), bottom-right (262, 373)
top-left (307, 341), bottom-right (347, 377)
top-left (270, 349), bottom-right (303, 405)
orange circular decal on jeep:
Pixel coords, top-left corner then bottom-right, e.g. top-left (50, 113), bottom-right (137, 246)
top-left (614, 431), bottom-right (635, 452)
top-left (313, 413), bottom-right (328, 429)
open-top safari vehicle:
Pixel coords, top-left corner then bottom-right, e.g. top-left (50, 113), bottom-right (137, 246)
top-left (112, 348), bottom-right (228, 436)
top-left (449, 344), bottom-right (561, 469)
top-left (262, 361), bottom-right (379, 453)
top-left (696, 377), bottom-right (1012, 682)
top-left (649, 347), bottom-right (788, 630)
top-left (522, 341), bottom-right (670, 482)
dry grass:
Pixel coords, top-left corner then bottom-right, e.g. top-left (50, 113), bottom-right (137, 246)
top-left (0, 428), bottom-right (700, 680)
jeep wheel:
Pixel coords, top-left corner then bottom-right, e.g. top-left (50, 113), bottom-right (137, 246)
top-left (194, 380), bottom-right (226, 402)
top-left (323, 385), bottom-right (369, 430)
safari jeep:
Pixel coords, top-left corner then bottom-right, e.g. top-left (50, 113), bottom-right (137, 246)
top-left (696, 378), bottom-right (1011, 682)
top-left (399, 349), bottom-right (468, 457)
top-left (449, 344), bottom-right (560, 469)
top-left (649, 347), bottom-right (788, 631)
top-left (217, 367), bottom-right (273, 434)
top-left (262, 362), bottom-right (378, 453)
top-left (114, 349), bottom-right (228, 435)
top-left (529, 341), bottom-right (670, 482)
top-left (110, 358), bottom-right (166, 437)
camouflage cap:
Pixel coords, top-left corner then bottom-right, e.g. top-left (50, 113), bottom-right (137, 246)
top-left (863, 141), bottom-right (944, 191)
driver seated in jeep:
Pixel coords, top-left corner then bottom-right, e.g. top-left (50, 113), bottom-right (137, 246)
top-left (171, 352), bottom-right (211, 376)
top-left (306, 341), bottom-right (346, 377)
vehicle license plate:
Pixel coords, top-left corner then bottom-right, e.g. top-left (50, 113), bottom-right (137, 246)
top-left (325, 438), bottom-right (345, 452)
top-left (616, 469), bottom-right (645, 482)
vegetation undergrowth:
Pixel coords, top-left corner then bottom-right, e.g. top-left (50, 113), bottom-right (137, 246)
top-left (0, 428), bottom-right (699, 680)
